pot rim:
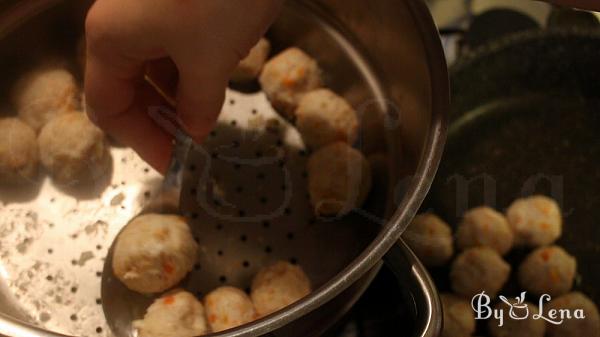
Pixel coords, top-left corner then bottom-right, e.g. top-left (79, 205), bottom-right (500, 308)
top-left (0, 0), bottom-right (448, 336)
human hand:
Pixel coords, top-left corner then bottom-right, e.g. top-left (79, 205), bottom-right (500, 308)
top-left (84, 0), bottom-right (283, 173)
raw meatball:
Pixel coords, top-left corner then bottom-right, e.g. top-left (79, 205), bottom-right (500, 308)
top-left (295, 89), bottom-right (359, 150)
top-left (307, 142), bottom-right (371, 217)
top-left (518, 245), bottom-right (576, 297)
top-left (38, 112), bottom-right (110, 184)
top-left (231, 38), bottom-right (271, 82)
top-left (133, 289), bottom-right (208, 337)
top-left (0, 118), bottom-right (39, 184)
top-left (456, 206), bottom-right (514, 255)
top-left (403, 213), bottom-right (453, 267)
top-left (450, 247), bottom-right (511, 297)
top-left (506, 195), bottom-right (562, 247)
top-left (440, 293), bottom-right (476, 337)
top-left (488, 299), bottom-right (545, 337)
top-left (259, 47), bottom-right (322, 119)
top-left (546, 292), bottom-right (600, 337)
top-left (112, 214), bottom-right (198, 294)
top-left (12, 67), bottom-right (79, 132)
top-left (251, 261), bottom-right (311, 317)
top-left (204, 286), bottom-right (257, 332)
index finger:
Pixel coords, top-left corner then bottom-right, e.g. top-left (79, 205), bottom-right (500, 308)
top-left (84, 4), bottom-right (174, 173)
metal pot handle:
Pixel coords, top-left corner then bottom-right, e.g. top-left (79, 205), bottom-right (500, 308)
top-left (383, 239), bottom-right (442, 337)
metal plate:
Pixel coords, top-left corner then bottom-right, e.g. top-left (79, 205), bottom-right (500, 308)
top-left (0, 0), bottom-right (449, 336)
top-left (0, 142), bottom-right (163, 336)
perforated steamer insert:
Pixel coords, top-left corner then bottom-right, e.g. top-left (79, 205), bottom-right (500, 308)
top-left (1, 6), bottom-right (387, 337)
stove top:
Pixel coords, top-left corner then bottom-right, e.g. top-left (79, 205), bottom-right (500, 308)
top-left (325, 3), bottom-right (599, 337)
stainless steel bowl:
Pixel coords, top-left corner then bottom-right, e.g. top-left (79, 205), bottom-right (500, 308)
top-left (0, 0), bottom-right (448, 336)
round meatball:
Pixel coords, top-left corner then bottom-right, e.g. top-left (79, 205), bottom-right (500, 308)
top-left (307, 142), bottom-right (371, 217)
top-left (450, 247), bottom-right (511, 297)
top-left (518, 245), bottom-right (576, 297)
top-left (488, 299), bottom-right (545, 337)
top-left (204, 286), bottom-right (257, 332)
top-left (506, 195), bottom-right (562, 247)
top-left (441, 293), bottom-right (476, 337)
top-left (38, 112), bottom-right (110, 185)
top-left (251, 261), bottom-right (311, 317)
top-left (259, 47), bottom-right (322, 119)
top-left (112, 214), bottom-right (198, 294)
top-left (403, 213), bottom-right (454, 267)
top-left (12, 67), bottom-right (79, 132)
top-left (456, 206), bottom-right (514, 255)
top-left (0, 118), bottom-right (39, 184)
top-left (546, 292), bottom-right (600, 337)
top-left (133, 289), bottom-right (208, 337)
top-left (231, 38), bottom-right (271, 82)
top-left (295, 89), bottom-right (359, 150)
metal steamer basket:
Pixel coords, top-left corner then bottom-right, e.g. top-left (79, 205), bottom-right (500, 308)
top-left (0, 1), bottom-right (448, 336)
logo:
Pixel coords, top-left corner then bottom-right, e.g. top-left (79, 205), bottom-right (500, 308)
top-left (471, 291), bottom-right (586, 327)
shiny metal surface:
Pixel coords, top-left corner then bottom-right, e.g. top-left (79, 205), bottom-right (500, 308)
top-left (0, 0), bottom-right (448, 336)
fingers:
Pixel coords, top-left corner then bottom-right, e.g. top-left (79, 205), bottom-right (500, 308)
top-left (175, 61), bottom-right (230, 143)
top-left (85, 3), bottom-right (173, 173)
top-left (83, 0), bottom-right (286, 170)
top-left (165, 0), bottom-right (284, 143)
top-left (100, 83), bottom-right (174, 174)
top-left (86, 54), bottom-right (174, 173)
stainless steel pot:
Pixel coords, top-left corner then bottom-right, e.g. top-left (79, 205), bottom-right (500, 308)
top-left (0, 0), bottom-right (448, 336)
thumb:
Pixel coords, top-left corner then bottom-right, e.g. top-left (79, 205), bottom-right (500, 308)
top-left (175, 59), bottom-right (232, 143)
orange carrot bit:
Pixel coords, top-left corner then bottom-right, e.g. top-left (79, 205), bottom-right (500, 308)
top-left (208, 314), bottom-right (217, 323)
top-left (295, 67), bottom-right (307, 78)
top-left (539, 204), bottom-right (552, 215)
top-left (549, 267), bottom-right (561, 283)
top-left (282, 66), bottom-right (307, 88)
top-left (282, 76), bottom-right (297, 88)
top-left (541, 249), bottom-right (553, 262)
top-left (163, 261), bottom-right (175, 274)
top-left (154, 228), bottom-right (170, 241)
top-left (540, 222), bottom-right (551, 230)
top-left (163, 296), bottom-right (176, 305)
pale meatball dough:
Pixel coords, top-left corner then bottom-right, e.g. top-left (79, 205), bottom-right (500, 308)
top-left (204, 286), bottom-right (257, 332)
top-left (440, 293), bottom-right (476, 337)
top-left (295, 89), bottom-right (359, 150)
top-left (259, 47), bottom-right (322, 119)
top-left (12, 67), bottom-right (78, 132)
top-left (0, 118), bottom-right (39, 184)
top-left (133, 289), bottom-right (208, 337)
top-left (307, 142), bottom-right (371, 217)
top-left (488, 300), bottom-right (545, 337)
top-left (456, 206), bottom-right (514, 255)
top-left (38, 112), bottom-right (110, 184)
top-left (251, 261), bottom-right (311, 317)
top-left (450, 247), bottom-right (511, 297)
top-left (403, 213), bottom-right (454, 267)
top-left (112, 214), bottom-right (198, 294)
top-left (518, 245), bottom-right (576, 297)
top-left (231, 38), bottom-right (271, 82)
top-left (506, 195), bottom-right (562, 247)
top-left (546, 292), bottom-right (600, 337)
